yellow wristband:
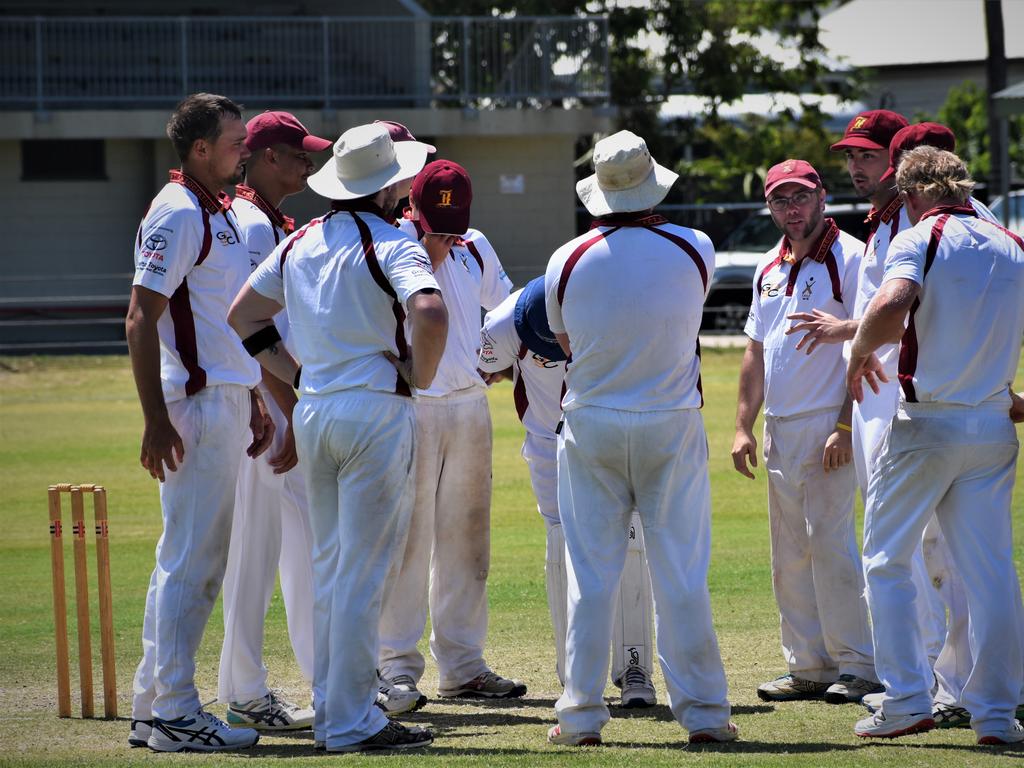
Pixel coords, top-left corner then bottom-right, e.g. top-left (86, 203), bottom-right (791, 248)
top-left (835, 422), bottom-right (852, 433)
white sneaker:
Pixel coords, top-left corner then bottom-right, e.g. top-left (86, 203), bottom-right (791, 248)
top-left (617, 665), bottom-right (656, 708)
top-left (438, 670), bottom-right (527, 699)
top-left (689, 722), bottom-right (739, 744)
top-left (227, 690), bottom-right (313, 731)
top-left (547, 725), bottom-right (601, 746)
top-left (854, 711), bottom-right (935, 739)
top-left (128, 719), bottom-right (152, 748)
top-left (148, 709), bottom-right (260, 752)
top-left (377, 674), bottom-right (427, 715)
top-left (825, 674), bottom-right (884, 704)
top-left (861, 692), bottom-right (884, 713)
top-left (978, 720), bottom-right (1024, 745)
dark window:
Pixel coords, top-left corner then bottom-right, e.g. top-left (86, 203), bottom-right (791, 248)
top-left (21, 140), bottom-right (107, 181)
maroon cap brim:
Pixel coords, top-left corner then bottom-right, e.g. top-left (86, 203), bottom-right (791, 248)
top-left (765, 177), bottom-right (818, 198)
top-left (879, 166), bottom-right (896, 182)
top-left (301, 135), bottom-right (333, 152)
top-left (830, 136), bottom-right (887, 152)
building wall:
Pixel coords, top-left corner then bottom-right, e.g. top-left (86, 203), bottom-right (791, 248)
top-left (866, 61), bottom-right (1024, 118)
top-left (1, 1), bottom-right (425, 16)
top-left (0, 138), bottom-right (149, 302)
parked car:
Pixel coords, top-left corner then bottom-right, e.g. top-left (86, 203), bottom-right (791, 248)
top-left (702, 203), bottom-right (871, 333)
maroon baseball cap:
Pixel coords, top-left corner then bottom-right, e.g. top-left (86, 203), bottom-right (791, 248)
top-left (882, 122), bottom-right (957, 181)
top-left (411, 160), bottom-right (472, 235)
top-left (245, 111), bottom-right (332, 152)
top-left (375, 120), bottom-right (437, 153)
top-left (764, 159), bottom-right (822, 198)
top-left (830, 109), bottom-right (908, 152)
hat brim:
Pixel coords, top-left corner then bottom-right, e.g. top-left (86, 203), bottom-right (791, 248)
top-left (307, 141), bottom-right (431, 200)
top-left (419, 209), bottom-right (470, 237)
top-left (764, 176), bottom-right (819, 197)
top-left (301, 135), bottom-right (334, 152)
top-left (575, 162), bottom-right (678, 217)
top-left (830, 136), bottom-right (886, 151)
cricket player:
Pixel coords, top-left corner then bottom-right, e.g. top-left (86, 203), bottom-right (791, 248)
top-left (478, 277), bottom-right (658, 708)
top-left (545, 130), bottom-right (736, 746)
top-left (217, 111), bottom-right (330, 731)
top-left (733, 159), bottom-right (880, 705)
top-left (228, 123), bottom-right (445, 752)
top-left (788, 116), bottom-right (1000, 726)
top-left (126, 93), bottom-right (268, 752)
top-left (378, 159), bottom-right (523, 703)
top-left (849, 146), bottom-right (1024, 745)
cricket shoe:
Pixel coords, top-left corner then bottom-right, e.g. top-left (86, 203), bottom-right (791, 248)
top-left (689, 721), bottom-right (739, 744)
top-left (547, 725), bottom-right (602, 746)
top-left (226, 690), bottom-right (313, 731)
top-left (377, 674), bottom-right (427, 715)
top-left (862, 692), bottom-right (884, 713)
top-left (148, 709), bottom-right (259, 752)
top-left (933, 702), bottom-right (971, 729)
top-left (824, 674), bottom-right (884, 704)
top-left (978, 720), bottom-right (1024, 745)
top-left (438, 670), bottom-right (527, 699)
top-left (756, 674), bottom-right (829, 702)
top-left (854, 711), bottom-right (935, 739)
top-left (328, 720), bottom-right (433, 753)
top-left (128, 719), bottom-right (152, 748)
top-left (616, 665), bottom-right (657, 708)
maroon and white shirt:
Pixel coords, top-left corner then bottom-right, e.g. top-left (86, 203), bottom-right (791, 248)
top-left (745, 219), bottom-right (862, 418)
top-left (479, 289), bottom-right (566, 438)
top-left (249, 201), bottom-right (438, 398)
top-left (884, 204), bottom-right (1024, 407)
top-left (133, 170), bottom-right (260, 403)
top-left (544, 214), bottom-right (714, 412)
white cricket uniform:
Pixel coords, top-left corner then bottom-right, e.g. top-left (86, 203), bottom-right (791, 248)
top-left (863, 205), bottom-right (1024, 738)
top-left (217, 189), bottom-right (315, 704)
top-left (544, 216), bottom-right (731, 738)
top-left (378, 219), bottom-right (513, 688)
top-left (249, 202), bottom-right (439, 749)
top-left (130, 171), bottom-right (260, 722)
top-left (855, 195), bottom-right (997, 704)
top-left (479, 290), bottom-right (655, 688)
top-left (745, 219), bottom-right (876, 684)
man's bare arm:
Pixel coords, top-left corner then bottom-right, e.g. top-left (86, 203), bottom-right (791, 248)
top-left (125, 285), bottom-right (184, 482)
top-left (227, 283), bottom-right (300, 388)
top-left (846, 278), bottom-right (916, 401)
top-left (731, 339), bottom-right (765, 479)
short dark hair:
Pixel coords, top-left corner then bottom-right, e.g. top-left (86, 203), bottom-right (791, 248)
top-left (166, 93), bottom-right (243, 162)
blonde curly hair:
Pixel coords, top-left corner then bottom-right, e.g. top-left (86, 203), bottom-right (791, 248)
top-left (895, 146), bottom-right (975, 204)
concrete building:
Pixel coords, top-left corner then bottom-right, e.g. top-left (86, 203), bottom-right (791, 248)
top-left (0, 2), bottom-right (611, 351)
top-left (819, 0), bottom-right (1024, 118)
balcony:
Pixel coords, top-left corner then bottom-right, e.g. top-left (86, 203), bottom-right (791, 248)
top-left (0, 15), bottom-right (610, 110)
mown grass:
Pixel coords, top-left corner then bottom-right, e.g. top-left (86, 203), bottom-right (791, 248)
top-left (1, 351), bottom-right (1023, 767)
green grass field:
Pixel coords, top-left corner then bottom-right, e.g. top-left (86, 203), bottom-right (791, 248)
top-left (2, 351), bottom-right (1024, 766)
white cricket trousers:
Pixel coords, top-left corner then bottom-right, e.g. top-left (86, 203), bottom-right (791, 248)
top-left (218, 390), bottom-right (315, 703)
top-left (864, 401), bottom-right (1023, 738)
top-left (378, 389), bottom-right (492, 688)
top-left (764, 407), bottom-right (875, 683)
top-left (555, 406), bottom-right (731, 736)
top-left (293, 389), bottom-right (416, 749)
top-left (855, 380), bottom-right (972, 702)
top-left (131, 384), bottom-right (250, 721)
top-left (523, 431), bottom-right (655, 687)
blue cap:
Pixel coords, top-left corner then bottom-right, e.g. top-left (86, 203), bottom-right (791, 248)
top-left (513, 277), bottom-right (567, 362)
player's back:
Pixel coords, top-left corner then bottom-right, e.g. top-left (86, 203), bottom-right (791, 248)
top-left (545, 222), bottom-right (713, 413)
top-left (896, 210), bottom-right (1024, 406)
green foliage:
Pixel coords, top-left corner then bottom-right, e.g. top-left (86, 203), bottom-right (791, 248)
top-left (922, 80), bottom-right (1024, 185)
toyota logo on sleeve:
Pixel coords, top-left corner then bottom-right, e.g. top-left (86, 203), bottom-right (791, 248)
top-left (144, 233), bottom-right (168, 251)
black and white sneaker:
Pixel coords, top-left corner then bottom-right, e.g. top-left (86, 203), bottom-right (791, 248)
top-left (328, 720), bottom-right (433, 753)
top-left (148, 709), bottom-right (259, 752)
top-left (616, 665), bottom-right (657, 708)
top-left (128, 719), bottom-right (152, 748)
top-left (377, 674), bottom-right (427, 715)
top-left (227, 690), bottom-right (313, 731)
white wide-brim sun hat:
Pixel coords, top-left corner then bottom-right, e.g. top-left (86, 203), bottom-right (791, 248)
top-left (576, 130), bottom-right (679, 217)
top-left (308, 123), bottom-right (432, 200)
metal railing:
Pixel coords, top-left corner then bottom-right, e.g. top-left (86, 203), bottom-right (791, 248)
top-left (0, 15), bottom-right (609, 110)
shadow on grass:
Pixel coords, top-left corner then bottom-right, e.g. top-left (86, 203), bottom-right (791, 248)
top-left (612, 703), bottom-right (774, 721)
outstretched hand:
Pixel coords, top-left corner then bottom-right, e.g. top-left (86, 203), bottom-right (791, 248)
top-left (846, 352), bottom-right (889, 403)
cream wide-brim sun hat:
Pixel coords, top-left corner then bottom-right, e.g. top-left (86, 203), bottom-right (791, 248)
top-left (576, 130), bottom-right (679, 217)
top-left (308, 123), bottom-right (432, 200)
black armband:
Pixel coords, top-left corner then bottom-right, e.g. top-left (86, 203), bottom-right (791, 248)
top-left (293, 366), bottom-right (302, 389)
top-left (242, 325), bottom-right (282, 357)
